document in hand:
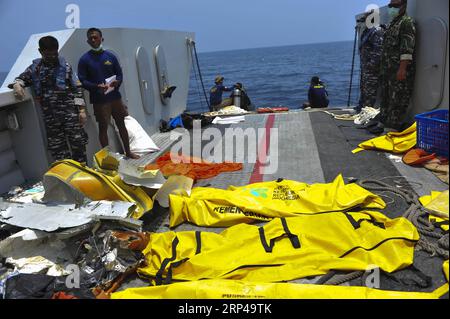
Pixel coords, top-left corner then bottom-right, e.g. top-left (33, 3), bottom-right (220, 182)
top-left (104, 75), bottom-right (117, 95)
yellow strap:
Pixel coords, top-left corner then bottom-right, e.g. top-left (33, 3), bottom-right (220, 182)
top-left (352, 147), bottom-right (364, 154)
top-left (432, 283), bottom-right (449, 299)
top-left (111, 280), bottom-right (440, 299)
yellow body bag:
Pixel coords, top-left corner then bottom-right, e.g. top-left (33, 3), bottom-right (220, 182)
top-left (44, 160), bottom-right (153, 219)
top-left (353, 123), bottom-right (416, 154)
top-left (444, 260), bottom-right (449, 282)
top-left (169, 175), bottom-right (385, 227)
top-left (138, 211), bottom-right (418, 284)
top-left (432, 260), bottom-right (450, 298)
top-left (111, 279), bottom-right (440, 299)
top-left (419, 191), bottom-right (449, 231)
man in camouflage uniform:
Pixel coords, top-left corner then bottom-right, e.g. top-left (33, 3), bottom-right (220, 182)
top-left (357, 16), bottom-right (385, 113)
top-left (11, 36), bottom-right (88, 163)
top-left (379, 0), bottom-right (416, 131)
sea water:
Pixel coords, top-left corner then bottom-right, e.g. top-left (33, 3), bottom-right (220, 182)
top-left (0, 41), bottom-right (361, 113)
top-left (187, 41), bottom-right (361, 112)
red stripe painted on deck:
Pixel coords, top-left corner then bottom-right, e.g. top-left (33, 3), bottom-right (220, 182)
top-left (249, 114), bottom-right (276, 184)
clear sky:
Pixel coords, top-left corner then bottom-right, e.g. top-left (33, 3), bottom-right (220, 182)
top-left (0, 0), bottom-right (388, 71)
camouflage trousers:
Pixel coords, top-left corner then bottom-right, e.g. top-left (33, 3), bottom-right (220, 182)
top-left (380, 72), bottom-right (414, 131)
top-left (358, 67), bottom-right (380, 111)
top-left (42, 106), bottom-right (88, 163)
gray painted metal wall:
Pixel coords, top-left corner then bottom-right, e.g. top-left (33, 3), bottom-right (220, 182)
top-left (408, 0), bottom-right (449, 116)
top-left (0, 28), bottom-right (194, 193)
top-left (0, 89), bottom-right (49, 194)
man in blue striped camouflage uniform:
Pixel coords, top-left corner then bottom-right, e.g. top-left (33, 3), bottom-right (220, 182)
top-left (357, 12), bottom-right (385, 113)
top-left (11, 36), bottom-right (88, 163)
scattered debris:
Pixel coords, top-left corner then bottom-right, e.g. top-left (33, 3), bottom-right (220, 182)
top-left (212, 116), bottom-right (245, 125)
top-left (388, 154), bottom-right (403, 163)
top-left (153, 175), bottom-right (193, 208)
top-left (5, 182), bottom-right (45, 204)
top-left (123, 116), bottom-right (160, 155)
top-left (203, 105), bottom-right (249, 117)
top-left (118, 159), bottom-right (167, 189)
top-left (0, 200), bottom-right (134, 232)
top-left (5, 256), bottom-right (70, 276)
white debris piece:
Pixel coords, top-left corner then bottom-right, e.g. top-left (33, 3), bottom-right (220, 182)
top-left (121, 116), bottom-right (160, 155)
top-left (212, 116), bottom-right (246, 125)
top-left (5, 256), bottom-right (70, 276)
top-left (118, 158), bottom-right (167, 189)
top-left (153, 175), bottom-right (193, 208)
top-left (0, 200), bottom-right (134, 232)
top-left (388, 154), bottom-right (403, 163)
top-left (354, 107), bottom-right (380, 125)
top-left (6, 182), bottom-right (45, 204)
top-left (204, 105), bottom-right (249, 117)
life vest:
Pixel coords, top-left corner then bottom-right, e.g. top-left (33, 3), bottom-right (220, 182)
top-left (138, 211), bottom-right (418, 284)
top-left (169, 175), bottom-right (386, 227)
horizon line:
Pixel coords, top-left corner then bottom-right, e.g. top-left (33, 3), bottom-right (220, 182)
top-left (197, 39), bottom-right (353, 54)
top-left (0, 39), bottom-right (353, 72)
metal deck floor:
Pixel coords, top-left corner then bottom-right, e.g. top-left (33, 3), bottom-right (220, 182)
top-left (121, 110), bottom-right (448, 295)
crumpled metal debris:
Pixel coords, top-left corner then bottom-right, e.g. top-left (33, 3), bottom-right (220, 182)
top-left (73, 228), bottom-right (148, 294)
top-left (0, 200), bottom-right (134, 232)
top-left (5, 256), bottom-right (70, 276)
top-left (4, 182), bottom-right (45, 204)
top-left (0, 270), bottom-right (20, 299)
top-left (3, 273), bottom-right (95, 299)
top-left (0, 208), bottom-right (147, 298)
top-left (118, 159), bottom-right (167, 189)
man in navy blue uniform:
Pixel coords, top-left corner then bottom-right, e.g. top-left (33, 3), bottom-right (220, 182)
top-left (357, 12), bottom-right (385, 113)
top-left (307, 76), bottom-right (329, 108)
top-left (78, 28), bottom-right (139, 159)
top-left (209, 76), bottom-right (235, 111)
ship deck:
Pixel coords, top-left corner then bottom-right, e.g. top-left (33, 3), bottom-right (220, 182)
top-left (119, 109), bottom-right (449, 295)
top-left (1, 109), bottom-right (448, 297)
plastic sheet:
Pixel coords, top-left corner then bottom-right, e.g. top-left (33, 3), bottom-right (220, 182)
top-left (353, 123), bottom-right (417, 154)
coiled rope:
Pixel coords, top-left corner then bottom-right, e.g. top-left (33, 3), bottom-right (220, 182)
top-left (358, 179), bottom-right (449, 259)
top-left (318, 270), bottom-right (364, 286)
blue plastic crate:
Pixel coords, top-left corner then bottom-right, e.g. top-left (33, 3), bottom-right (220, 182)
top-left (415, 109), bottom-right (448, 158)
